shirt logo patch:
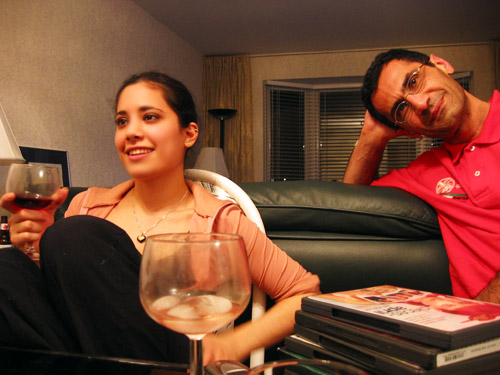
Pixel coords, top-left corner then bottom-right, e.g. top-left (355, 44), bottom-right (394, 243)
top-left (436, 177), bottom-right (455, 194)
top-left (436, 177), bottom-right (468, 199)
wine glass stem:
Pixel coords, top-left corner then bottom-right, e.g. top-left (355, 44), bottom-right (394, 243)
top-left (189, 338), bottom-right (203, 375)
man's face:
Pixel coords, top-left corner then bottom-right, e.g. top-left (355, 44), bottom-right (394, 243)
top-left (372, 58), bottom-right (466, 140)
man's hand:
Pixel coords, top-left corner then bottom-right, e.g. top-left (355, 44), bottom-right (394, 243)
top-left (0, 187), bottom-right (68, 251)
top-left (344, 111), bottom-right (423, 185)
top-left (360, 111), bottom-right (399, 141)
top-left (360, 111), bottom-right (423, 142)
top-left (475, 272), bottom-right (500, 304)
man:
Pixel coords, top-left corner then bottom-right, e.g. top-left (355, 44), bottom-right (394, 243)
top-left (344, 49), bottom-right (500, 303)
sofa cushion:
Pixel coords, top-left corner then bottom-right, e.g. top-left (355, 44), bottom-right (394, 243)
top-left (239, 181), bottom-right (441, 239)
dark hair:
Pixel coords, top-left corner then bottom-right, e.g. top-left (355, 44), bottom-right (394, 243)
top-left (362, 49), bottom-right (430, 128)
top-left (115, 71), bottom-right (198, 128)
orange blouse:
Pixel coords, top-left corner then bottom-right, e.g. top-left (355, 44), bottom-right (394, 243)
top-left (65, 180), bottom-right (320, 302)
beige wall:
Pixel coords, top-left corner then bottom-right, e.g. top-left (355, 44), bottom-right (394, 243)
top-left (0, 0), bottom-right (203, 192)
top-left (250, 43), bottom-right (496, 181)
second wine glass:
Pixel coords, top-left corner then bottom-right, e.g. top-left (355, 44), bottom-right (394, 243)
top-left (139, 232), bottom-right (252, 375)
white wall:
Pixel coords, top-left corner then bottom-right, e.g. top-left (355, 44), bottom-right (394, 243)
top-left (250, 43), bottom-right (496, 181)
top-left (0, 0), bottom-right (204, 193)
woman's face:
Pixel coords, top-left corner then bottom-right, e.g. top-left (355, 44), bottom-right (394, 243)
top-left (114, 82), bottom-right (198, 181)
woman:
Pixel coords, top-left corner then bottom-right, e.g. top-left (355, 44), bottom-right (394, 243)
top-left (0, 72), bottom-right (320, 364)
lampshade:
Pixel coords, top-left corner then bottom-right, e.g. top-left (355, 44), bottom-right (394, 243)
top-left (207, 109), bottom-right (237, 120)
top-left (193, 147), bottom-right (229, 178)
top-left (0, 103), bottom-right (25, 165)
top-left (208, 108), bottom-right (237, 150)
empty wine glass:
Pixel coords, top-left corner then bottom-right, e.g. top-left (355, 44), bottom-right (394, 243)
top-left (139, 233), bottom-right (252, 375)
top-left (5, 163), bottom-right (61, 260)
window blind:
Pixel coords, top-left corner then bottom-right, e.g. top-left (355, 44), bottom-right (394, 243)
top-left (264, 72), bottom-right (470, 182)
top-left (319, 90), bottom-right (364, 181)
top-left (265, 85), bottom-right (321, 181)
top-left (265, 87), bottom-right (305, 181)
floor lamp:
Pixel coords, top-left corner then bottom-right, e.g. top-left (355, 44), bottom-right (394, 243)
top-left (194, 109), bottom-right (237, 178)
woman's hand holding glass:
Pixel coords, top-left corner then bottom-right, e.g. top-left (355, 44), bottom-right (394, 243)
top-left (1, 164), bottom-right (67, 260)
top-left (201, 331), bottom-right (245, 365)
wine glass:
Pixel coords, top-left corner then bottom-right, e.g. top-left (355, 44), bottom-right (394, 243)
top-left (139, 232), bottom-right (252, 375)
top-left (5, 163), bottom-right (61, 259)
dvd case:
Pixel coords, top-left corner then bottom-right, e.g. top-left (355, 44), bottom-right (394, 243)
top-left (286, 332), bottom-right (500, 375)
top-left (295, 310), bottom-right (500, 368)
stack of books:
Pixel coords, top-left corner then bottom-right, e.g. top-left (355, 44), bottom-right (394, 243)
top-left (280, 286), bottom-right (500, 375)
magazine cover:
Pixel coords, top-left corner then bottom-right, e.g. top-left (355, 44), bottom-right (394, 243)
top-left (302, 286), bottom-right (500, 349)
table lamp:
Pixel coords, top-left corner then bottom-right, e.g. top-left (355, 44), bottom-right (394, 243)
top-left (0, 103), bottom-right (25, 165)
top-left (0, 102), bottom-right (25, 218)
top-left (193, 147), bottom-right (229, 178)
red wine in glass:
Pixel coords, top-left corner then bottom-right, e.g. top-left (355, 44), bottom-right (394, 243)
top-left (13, 194), bottom-right (53, 209)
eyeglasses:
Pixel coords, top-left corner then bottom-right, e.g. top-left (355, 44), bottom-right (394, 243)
top-left (393, 63), bottom-right (427, 125)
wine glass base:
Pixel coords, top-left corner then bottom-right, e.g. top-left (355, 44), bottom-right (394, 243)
top-left (205, 360), bottom-right (249, 375)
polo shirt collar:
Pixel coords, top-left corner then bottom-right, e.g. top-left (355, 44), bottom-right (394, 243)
top-left (444, 90), bottom-right (500, 163)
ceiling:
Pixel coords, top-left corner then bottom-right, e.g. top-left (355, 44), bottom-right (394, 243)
top-left (132, 0), bottom-right (500, 56)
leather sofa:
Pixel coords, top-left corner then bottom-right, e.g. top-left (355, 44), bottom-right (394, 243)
top-left (56, 180), bottom-right (452, 296)
top-left (239, 180), bottom-right (452, 295)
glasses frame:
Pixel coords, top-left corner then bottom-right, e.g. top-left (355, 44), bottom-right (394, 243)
top-left (393, 62), bottom-right (428, 125)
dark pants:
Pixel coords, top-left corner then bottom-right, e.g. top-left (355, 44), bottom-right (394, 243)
top-left (0, 215), bottom-right (189, 363)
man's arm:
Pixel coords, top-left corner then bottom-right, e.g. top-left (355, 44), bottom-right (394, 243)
top-left (343, 111), bottom-right (397, 185)
top-left (475, 272), bottom-right (500, 304)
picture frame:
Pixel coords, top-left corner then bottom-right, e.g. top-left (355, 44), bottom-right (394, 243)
top-left (19, 146), bottom-right (71, 187)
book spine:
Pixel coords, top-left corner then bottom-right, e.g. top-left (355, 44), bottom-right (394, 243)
top-left (437, 337), bottom-right (500, 367)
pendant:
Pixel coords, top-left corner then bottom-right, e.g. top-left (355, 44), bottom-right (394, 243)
top-left (137, 234), bottom-right (146, 243)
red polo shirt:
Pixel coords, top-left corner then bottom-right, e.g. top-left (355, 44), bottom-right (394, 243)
top-left (372, 91), bottom-right (500, 299)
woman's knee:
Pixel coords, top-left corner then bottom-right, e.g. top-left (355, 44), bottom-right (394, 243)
top-left (40, 215), bottom-right (139, 275)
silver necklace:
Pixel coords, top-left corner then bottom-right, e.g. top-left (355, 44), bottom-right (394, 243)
top-left (132, 188), bottom-right (188, 243)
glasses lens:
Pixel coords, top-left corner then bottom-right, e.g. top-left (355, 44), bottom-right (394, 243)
top-left (407, 65), bottom-right (424, 94)
top-left (395, 101), bottom-right (410, 124)
top-left (395, 64), bottom-right (426, 124)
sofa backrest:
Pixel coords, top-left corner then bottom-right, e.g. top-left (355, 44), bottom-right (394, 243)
top-left (239, 180), bottom-right (441, 239)
top-left (58, 182), bottom-right (441, 240)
